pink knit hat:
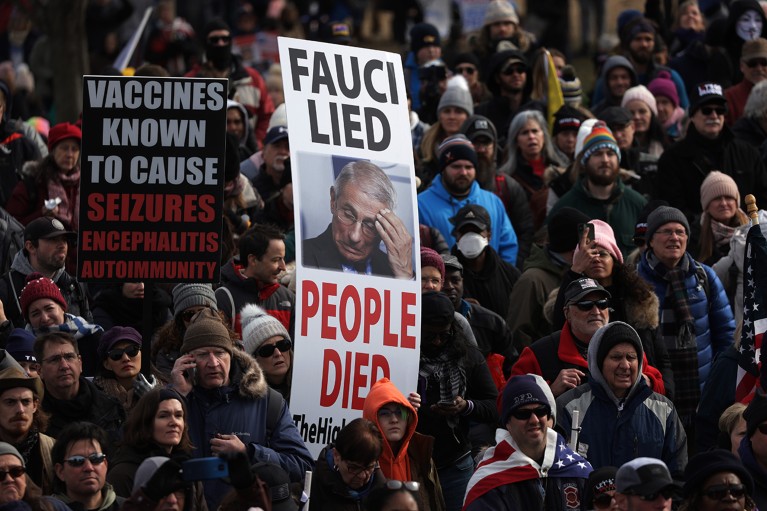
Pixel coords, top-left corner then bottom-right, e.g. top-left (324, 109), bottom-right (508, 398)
top-left (700, 171), bottom-right (740, 211)
top-left (621, 85), bottom-right (658, 116)
top-left (647, 71), bottom-right (680, 108)
top-left (573, 219), bottom-right (624, 264)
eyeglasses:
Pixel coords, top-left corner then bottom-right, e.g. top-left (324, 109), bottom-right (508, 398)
top-left (334, 208), bottom-right (378, 238)
top-left (655, 228), bottom-right (687, 238)
top-left (502, 64), bottom-right (526, 76)
top-left (573, 299), bottom-right (610, 311)
top-left (631, 488), bottom-right (675, 501)
top-left (208, 35), bottom-right (231, 44)
top-left (703, 484), bottom-right (746, 500)
top-left (343, 460), bottom-right (378, 477)
top-left (0, 467), bottom-right (25, 480)
top-left (107, 345), bottom-right (140, 361)
top-left (510, 405), bottom-right (549, 421)
top-left (746, 58), bottom-right (767, 68)
top-left (757, 423), bottom-right (767, 434)
top-left (699, 106), bottom-right (726, 116)
top-left (377, 406), bottom-right (409, 421)
top-left (42, 352), bottom-right (78, 365)
top-left (256, 339), bottom-right (292, 358)
top-left (385, 480), bottom-right (420, 491)
top-left (593, 493), bottom-right (615, 509)
top-left (64, 453), bottom-right (107, 467)
top-left (455, 66), bottom-right (476, 75)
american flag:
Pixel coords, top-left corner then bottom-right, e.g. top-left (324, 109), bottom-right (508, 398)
top-left (736, 223), bottom-right (767, 402)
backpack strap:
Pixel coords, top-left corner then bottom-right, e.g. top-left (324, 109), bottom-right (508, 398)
top-left (265, 387), bottom-right (284, 447)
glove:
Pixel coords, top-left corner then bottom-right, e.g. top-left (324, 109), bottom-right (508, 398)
top-left (134, 373), bottom-right (158, 400)
top-left (219, 451), bottom-right (255, 490)
top-left (143, 459), bottom-right (186, 502)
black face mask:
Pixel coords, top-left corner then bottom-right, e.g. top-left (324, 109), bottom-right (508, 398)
top-left (206, 43), bottom-right (232, 70)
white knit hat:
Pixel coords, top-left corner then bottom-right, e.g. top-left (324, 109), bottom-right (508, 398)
top-left (483, 0), bottom-right (519, 26)
top-left (621, 84), bottom-right (658, 116)
top-left (240, 303), bottom-right (291, 356)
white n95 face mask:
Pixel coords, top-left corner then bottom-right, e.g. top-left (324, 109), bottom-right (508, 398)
top-left (457, 232), bottom-right (488, 259)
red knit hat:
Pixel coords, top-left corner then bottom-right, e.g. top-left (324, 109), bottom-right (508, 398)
top-left (47, 122), bottom-right (82, 151)
top-left (19, 273), bottom-right (67, 321)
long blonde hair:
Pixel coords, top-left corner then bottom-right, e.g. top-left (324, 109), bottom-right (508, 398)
top-left (698, 209), bottom-right (748, 262)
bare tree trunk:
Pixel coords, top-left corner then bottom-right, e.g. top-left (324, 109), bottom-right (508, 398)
top-left (34, 0), bottom-right (89, 123)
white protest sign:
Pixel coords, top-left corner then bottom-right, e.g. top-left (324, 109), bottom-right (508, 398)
top-left (279, 37), bottom-right (421, 457)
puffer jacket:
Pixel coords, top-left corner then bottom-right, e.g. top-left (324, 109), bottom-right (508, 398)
top-left (362, 377), bottom-right (445, 511)
top-left (637, 251), bottom-right (736, 389)
top-left (185, 349), bottom-right (313, 509)
top-left (556, 322), bottom-right (688, 477)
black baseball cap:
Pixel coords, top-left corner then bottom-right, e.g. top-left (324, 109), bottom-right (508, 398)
top-left (23, 217), bottom-right (76, 242)
top-left (564, 278), bottom-right (611, 305)
top-left (450, 204), bottom-right (491, 235)
top-left (264, 126), bottom-right (289, 146)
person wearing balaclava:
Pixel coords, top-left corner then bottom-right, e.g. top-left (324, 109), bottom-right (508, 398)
top-left (185, 19), bottom-right (274, 144)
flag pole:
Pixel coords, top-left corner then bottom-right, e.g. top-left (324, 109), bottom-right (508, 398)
top-left (746, 194), bottom-right (759, 225)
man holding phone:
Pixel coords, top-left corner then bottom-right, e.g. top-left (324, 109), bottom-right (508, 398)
top-left (169, 309), bottom-right (312, 510)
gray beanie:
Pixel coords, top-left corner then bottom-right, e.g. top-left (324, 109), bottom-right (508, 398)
top-left (645, 206), bottom-right (690, 241)
top-left (438, 77), bottom-right (474, 116)
top-left (241, 303), bottom-right (291, 355)
top-left (483, 0), bottom-right (519, 26)
top-left (0, 442), bottom-right (25, 467)
top-left (172, 284), bottom-right (218, 319)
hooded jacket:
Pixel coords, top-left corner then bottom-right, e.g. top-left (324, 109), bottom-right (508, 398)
top-left (184, 349), bottom-right (313, 510)
top-left (52, 484), bottom-right (124, 511)
top-left (590, 56), bottom-right (639, 115)
top-left (362, 378), bottom-right (445, 511)
top-left (556, 322), bottom-right (688, 477)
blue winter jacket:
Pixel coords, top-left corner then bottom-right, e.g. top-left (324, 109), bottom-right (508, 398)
top-left (417, 176), bottom-right (518, 265)
top-left (637, 251), bottom-right (736, 389)
top-left (556, 322), bottom-right (688, 477)
top-left (185, 350), bottom-right (314, 509)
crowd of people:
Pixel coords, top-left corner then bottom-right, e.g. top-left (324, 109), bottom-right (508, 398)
top-left (1, 0), bottom-right (767, 510)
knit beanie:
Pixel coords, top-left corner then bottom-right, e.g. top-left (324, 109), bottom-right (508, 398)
top-left (647, 71), bottom-right (680, 108)
top-left (700, 171), bottom-right (740, 211)
top-left (0, 443), bottom-right (25, 468)
top-left (240, 303), bottom-right (291, 356)
top-left (19, 273), bottom-right (67, 321)
top-left (452, 52), bottom-right (481, 71)
top-left (6, 328), bottom-right (37, 364)
top-left (559, 66), bottom-right (583, 106)
top-left (438, 76), bottom-right (474, 116)
top-left (421, 291), bottom-right (454, 326)
top-left (553, 105), bottom-right (587, 136)
top-left (620, 17), bottom-right (656, 48)
top-left (47, 122), bottom-right (82, 151)
top-left (180, 308), bottom-right (233, 354)
top-left (621, 84), bottom-right (658, 116)
top-left (633, 199), bottom-right (669, 245)
top-left (617, 10), bottom-right (643, 42)
top-left (574, 119), bottom-right (598, 159)
top-left (683, 449), bottom-right (753, 498)
top-left (420, 247), bottom-right (445, 280)
top-left (410, 23), bottom-right (441, 54)
top-left (501, 374), bottom-right (551, 425)
top-left (573, 219), bottom-right (624, 264)
top-left (579, 121), bottom-right (621, 166)
top-left (483, 0), bottom-right (519, 27)
top-left (548, 207), bottom-right (591, 252)
top-left (744, 388), bottom-right (767, 437)
top-left (646, 206), bottom-right (690, 241)
top-left (594, 322), bottom-right (643, 371)
top-left (437, 134), bottom-right (478, 170)
top-left (172, 283), bottom-right (218, 319)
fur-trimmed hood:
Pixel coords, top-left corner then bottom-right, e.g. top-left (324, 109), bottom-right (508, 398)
top-left (229, 348), bottom-right (269, 400)
top-left (614, 264), bottom-right (660, 330)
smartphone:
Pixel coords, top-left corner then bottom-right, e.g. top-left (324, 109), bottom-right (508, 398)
top-left (437, 399), bottom-right (454, 407)
top-left (182, 457), bottom-right (229, 482)
top-left (578, 223), bottom-right (595, 242)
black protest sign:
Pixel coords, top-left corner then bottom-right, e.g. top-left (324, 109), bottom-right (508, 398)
top-left (78, 76), bottom-right (227, 283)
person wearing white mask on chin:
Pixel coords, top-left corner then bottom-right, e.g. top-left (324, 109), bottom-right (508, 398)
top-left (449, 204), bottom-right (520, 320)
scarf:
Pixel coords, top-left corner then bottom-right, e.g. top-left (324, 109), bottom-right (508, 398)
top-left (15, 427), bottom-right (39, 465)
top-left (47, 168), bottom-right (81, 231)
top-left (94, 376), bottom-right (135, 414)
top-left (419, 349), bottom-right (467, 430)
top-left (708, 215), bottom-right (740, 248)
top-left (646, 251), bottom-right (701, 419)
top-left (464, 428), bottom-right (592, 508)
top-left (28, 313), bottom-right (103, 339)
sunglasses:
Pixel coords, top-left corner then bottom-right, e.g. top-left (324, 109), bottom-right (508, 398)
top-left (455, 66), bottom-right (476, 75)
top-left (502, 64), bottom-right (526, 76)
top-left (632, 488), bottom-right (675, 501)
top-left (208, 35), bottom-right (231, 44)
top-left (573, 299), bottom-right (610, 311)
top-left (700, 106), bottom-right (726, 116)
top-left (510, 405), bottom-right (549, 421)
top-left (703, 484), bottom-right (746, 500)
top-left (593, 493), bottom-right (614, 509)
top-left (746, 58), bottom-right (767, 68)
top-left (107, 345), bottom-right (140, 361)
top-left (0, 466), bottom-right (25, 480)
top-left (385, 480), bottom-right (421, 491)
top-left (256, 339), bottom-right (292, 358)
top-left (64, 453), bottom-right (107, 467)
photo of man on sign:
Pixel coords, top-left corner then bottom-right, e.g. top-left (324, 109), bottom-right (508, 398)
top-left (302, 160), bottom-right (414, 279)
